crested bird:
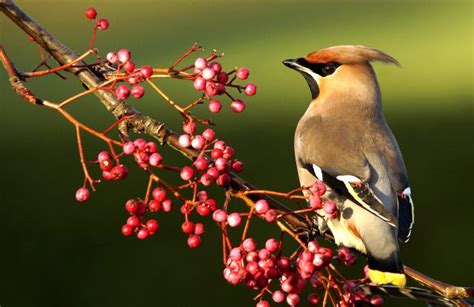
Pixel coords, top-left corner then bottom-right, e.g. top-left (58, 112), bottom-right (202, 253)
top-left (283, 45), bottom-right (414, 287)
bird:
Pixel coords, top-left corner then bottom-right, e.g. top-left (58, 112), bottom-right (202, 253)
top-left (283, 45), bottom-right (414, 288)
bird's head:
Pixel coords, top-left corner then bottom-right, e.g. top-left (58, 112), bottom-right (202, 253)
top-left (283, 45), bottom-right (400, 101)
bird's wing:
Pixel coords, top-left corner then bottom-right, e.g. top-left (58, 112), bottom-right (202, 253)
top-left (375, 125), bottom-right (414, 243)
top-left (299, 159), bottom-right (398, 228)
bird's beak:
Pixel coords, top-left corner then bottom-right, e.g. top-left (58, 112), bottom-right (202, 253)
top-left (282, 58), bottom-right (304, 71)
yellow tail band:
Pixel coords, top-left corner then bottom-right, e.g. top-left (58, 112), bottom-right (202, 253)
top-left (368, 269), bottom-right (407, 288)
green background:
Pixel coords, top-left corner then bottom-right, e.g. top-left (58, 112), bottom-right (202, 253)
top-left (0, 0), bottom-right (472, 306)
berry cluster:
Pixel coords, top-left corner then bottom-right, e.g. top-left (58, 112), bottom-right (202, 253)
top-left (122, 138), bottom-right (163, 169)
top-left (121, 199), bottom-right (161, 240)
top-left (85, 7), bottom-right (109, 30)
top-left (192, 57), bottom-right (256, 113)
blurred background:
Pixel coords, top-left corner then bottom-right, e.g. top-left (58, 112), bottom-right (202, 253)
top-left (0, 0), bottom-right (472, 306)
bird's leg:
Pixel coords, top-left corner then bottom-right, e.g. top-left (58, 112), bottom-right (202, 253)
top-left (404, 265), bottom-right (474, 299)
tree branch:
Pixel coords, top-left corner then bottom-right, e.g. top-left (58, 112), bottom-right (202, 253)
top-left (1, 1), bottom-right (472, 306)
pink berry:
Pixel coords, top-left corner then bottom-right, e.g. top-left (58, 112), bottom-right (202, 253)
top-left (149, 153), bottom-right (162, 166)
top-left (265, 238), bottom-right (279, 252)
top-left (140, 66), bottom-right (153, 78)
top-left (152, 187), bottom-right (167, 201)
top-left (256, 301), bottom-right (270, 307)
top-left (370, 296), bottom-right (384, 306)
top-left (272, 290), bottom-right (285, 303)
top-left (97, 151), bottom-right (110, 163)
top-left (286, 293), bottom-right (300, 306)
top-left (181, 221), bottom-right (195, 234)
top-left (180, 166), bottom-right (194, 181)
top-left (200, 174), bottom-right (212, 186)
top-left (194, 57), bottom-right (207, 70)
top-left (106, 52), bottom-right (118, 64)
top-left (136, 228), bottom-right (149, 240)
top-left (232, 161), bottom-right (244, 172)
top-left (194, 157), bottom-right (209, 170)
top-left (131, 85), bottom-right (144, 99)
top-left (202, 128), bottom-right (215, 142)
top-left (227, 213), bottom-right (242, 227)
top-left (148, 199), bottom-right (162, 212)
top-left (244, 83), bottom-right (257, 96)
top-left (123, 61), bottom-right (135, 73)
top-left (127, 216), bottom-right (140, 227)
top-left (121, 224), bottom-right (134, 236)
top-left (210, 62), bottom-right (222, 73)
top-left (214, 140), bottom-right (226, 150)
top-left (146, 219), bottom-right (159, 234)
top-left (215, 157), bottom-right (228, 171)
top-left (205, 82), bottom-right (218, 96)
top-left (97, 19), bottom-right (109, 30)
top-left (323, 201), bottom-right (337, 215)
top-left (236, 67), bottom-right (249, 80)
top-left (117, 49), bottom-right (131, 63)
top-left (111, 164), bottom-right (128, 179)
top-left (307, 293), bottom-right (319, 305)
top-left (115, 84), bottom-right (130, 100)
top-left (223, 146), bottom-right (235, 159)
top-left (182, 121), bottom-right (196, 134)
top-left (191, 135), bottom-right (205, 150)
top-left (309, 195), bottom-right (322, 209)
top-left (161, 199), bottom-right (172, 212)
top-left (215, 83), bottom-right (226, 95)
top-left (207, 167), bottom-right (219, 180)
top-left (208, 99), bottom-right (222, 113)
top-left (193, 77), bottom-right (206, 91)
top-left (194, 223), bottom-right (205, 235)
top-left (310, 181), bottom-right (327, 196)
top-left (133, 138), bottom-right (146, 150)
top-left (264, 209), bottom-right (277, 223)
top-left (75, 187), bottom-right (90, 202)
top-left (217, 174), bottom-right (230, 186)
top-left (122, 142), bottom-right (135, 154)
top-left (241, 238), bottom-right (256, 252)
top-left (217, 72), bottom-right (229, 84)
top-left (187, 235), bottom-right (201, 248)
top-left (85, 8), bottom-right (97, 19)
top-left (212, 209), bottom-right (227, 223)
top-left (255, 199), bottom-right (270, 214)
top-left (230, 99), bottom-right (246, 113)
top-left (178, 134), bottom-right (191, 148)
top-left (201, 67), bottom-right (215, 80)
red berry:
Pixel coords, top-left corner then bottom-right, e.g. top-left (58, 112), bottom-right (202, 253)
top-left (193, 78), bottom-right (206, 91)
top-left (149, 153), bottom-right (162, 166)
top-left (127, 216), bottom-right (140, 227)
top-left (121, 224), bottom-right (134, 236)
top-left (255, 199), bottom-right (270, 214)
top-left (97, 151), bottom-right (110, 163)
top-left (205, 82), bottom-right (218, 96)
top-left (202, 128), bottom-right (215, 142)
top-left (310, 181), bottom-right (327, 196)
top-left (208, 99), bottom-right (222, 113)
top-left (236, 67), bottom-right (249, 80)
top-left (242, 238), bottom-right (256, 252)
top-left (196, 204), bottom-right (211, 216)
top-left (182, 121), bottom-right (196, 134)
top-left (178, 134), bottom-right (191, 148)
top-left (217, 72), bottom-right (229, 84)
top-left (191, 135), bottom-right (205, 149)
top-left (370, 295), bottom-right (384, 306)
top-left (256, 301), bottom-right (270, 307)
top-left (212, 209), bottom-right (227, 222)
top-left (75, 187), bottom-right (90, 202)
top-left (152, 188), bottom-right (167, 201)
top-left (97, 19), bottom-right (109, 30)
top-left (323, 201), bottom-right (337, 215)
top-left (140, 66), bottom-right (153, 78)
top-left (232, 161), bottom-right (244, 172)
top-left (146, 219), bottom-right (159, 234)
top-left (85, 8), bottom-right (97, 19)
top-left (123, 142), bottom-right (135, 155)
top-left (136, 228), bottom-right (149, 240)
top-left (215, 157), bottom-right (228, 171)
top-left (111, 164), bottom-right (128, 179)
top-left (181, 221), bottom-right (195, 234)
top-left (207, 167), bottom-right (219, 180)
top-left (125, 199), bottom-right (138, 213)
top-left (148, 199), bottom-right (162, 212)
top-left (131, 85), bottom-right (144, 99)
top-left (223, 146), bottom-right (235, 159)
top-left (194, 157), bottom-right (209, 170)
top-left (123, 60), bottom-right (135, 73)
top-left (264, 209), bottom-right (277, 223)
top-left (231, 99), bottom-right (246, 113)
top-left (187, 234), bottom-right (201, 248)
top-left (309, 195), bottom-right (322, 209)
top-left (210, 62), bottom-right (222, 73)
top-left (106, 52), bottom-right (118, 64)
top-left (200, 174), bottom-right (212, 186)
top-left (265, 238), bottom-right (279, 252)
top-left (272, 290), bottom-right (285, 303)
top-left (117, 49), bottom-right (131, 63)
top-left (115, 84), bottom-right (130, 100)
top-left (244, 83), bottom-right (257, 96)
top-left (286, 293), bottom-right (300, 306)
top-left (194, 57), bottom-right (207, 70)
top-left (99, 158), bottom-right (113, 171)
top-left (216, 174), bottom-right (230, 186)
top-left (133, 138), bottom-right (146, 150)
top-left (227, 213), bottom-right (242, 227)
top-left (211, 148), bottom-right (223, 159)
top-left (180, 166), bottom-right (195, 181)
top-left (194, 223), bottom-right (205, 235)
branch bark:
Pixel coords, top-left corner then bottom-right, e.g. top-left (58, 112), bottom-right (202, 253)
top-left (1, 1), bottom-right (472, 306)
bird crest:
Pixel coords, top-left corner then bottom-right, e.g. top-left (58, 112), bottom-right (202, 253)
top-left (304, 45), bottom-right (400, 66)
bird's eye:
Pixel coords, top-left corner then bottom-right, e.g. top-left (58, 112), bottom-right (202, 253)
top-left (321, 62), bottom-right (338, 76)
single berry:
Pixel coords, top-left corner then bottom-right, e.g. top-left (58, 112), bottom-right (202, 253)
top-left (191, 135), bottom-right (205, 150)
top-left (182, 121), bottom-right (196, 134)
top-left (208, 99), bottom-right (222, 113)
top-left (115, 84), bottom-right (130, 100)
top-left (152, 187), bottom-right (167, 201)
top-left (265, 238), bottom-right (279, 252)
top-left (97, 19), bottom-right (109, 30)
top-left (244, 83), bottom-right (257, 96)
top-left (217, 174), bottom-right (230, 186)
top-left (181, 221), bottom-right (195, 234)
top-left (123, 142), bottom-right (135, 155)
top-left (178, 134), bottom-right (191, 148)
top-left (187, 234), bottom-right (201, 248)
top-left (264, 209), bottom-right (277, 223)
top-left (140, 66), bottom-right (153, 78)
top-left (217, 72), bottom-right (229, 84)
top-left (194, 223), bottom-right (205, 235)
top-left (194, 57), bottom-right (207, 70)
top-left (149, 153), bottom-right (163, 166)
top-left (148, 199), bottom-right (162, 212)
top-left (212, 209), bottom-right (227, 223)
top-left (97, 151), bottom-right (111, 163)
top-left (75, 187), bottom-right (90, 202)
top-left (230, 100), bottom-right (246, 113)
top-left (255, 199), bottom-right (270, 214)
top-left (241, 238), bottom-right (256, 252)
top-left (106, 52), bottom-right (118, 64)
top-left (121, 224), bottom-right (134, 236)
top-left (210, 62), bottom-right (222, 73)
top-left (232, 161), bottom-right (244, 172)
top-left (227, 213), bottom-right (242, 227)
top-left (180, 166), bottom-right (195, 181)
top-left (136, 228), bottom-right (149, 240)
top-left (193, 78), bottom-right (206, 91)
top-left (131, 85), bottom-right (145, 99)
top-left (236, 67), bottom-right (249, 80)
top-left (85, 8), bottom-right (97, 19)
top-left (146, 219), bottom-right (159, 234)
top-left (127, 216), bottom-right (140, 227)
top-left (286, 293), bottom-right (300, 306)
top-left (202, 128), bottom-right (215, 142)
top-left (194, 157), bottom-right (209, 170)
top-left (272, 290), bottom-right (285, 303)
top-left (256, 301), bottom-right (270, 307)
top-left (117, 49), bottom-right (131, 63)
top-left (123, 60), bottom-right (135, 73)
top-left (201, 67), bottom-right (216, 80)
